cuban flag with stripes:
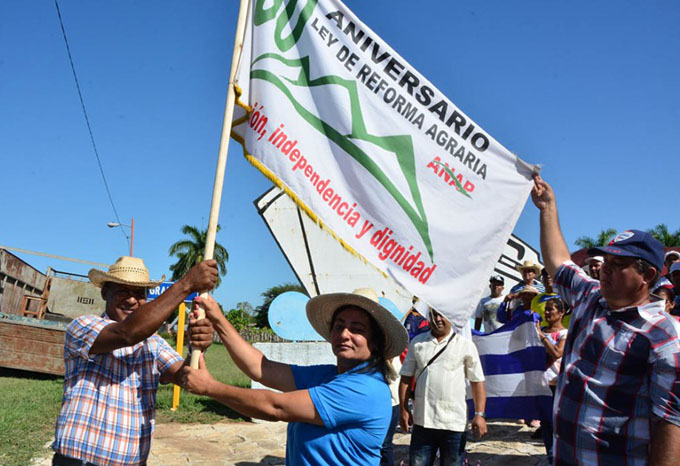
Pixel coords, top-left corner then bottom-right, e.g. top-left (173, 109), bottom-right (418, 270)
top-left (467, 311), bottom-right (553, 420)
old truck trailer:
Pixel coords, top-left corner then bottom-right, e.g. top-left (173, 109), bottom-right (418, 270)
top-left (0, 249), bottom-right (105, 375)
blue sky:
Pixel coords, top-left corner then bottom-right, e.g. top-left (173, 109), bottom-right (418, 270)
top-left (2, 1), bottom-right (677, 311)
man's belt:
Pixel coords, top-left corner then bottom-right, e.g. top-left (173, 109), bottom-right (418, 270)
top-left (52, 452), bottom-right (98, 466)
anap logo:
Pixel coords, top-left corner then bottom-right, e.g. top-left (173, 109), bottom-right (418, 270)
top-left (609, 230), bottom-right (634, 245)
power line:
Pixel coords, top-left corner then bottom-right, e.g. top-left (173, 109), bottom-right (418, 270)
top-left (54, 0), bottom-right (129, 252)
top-left (0, 245), bottom-right (108, 268)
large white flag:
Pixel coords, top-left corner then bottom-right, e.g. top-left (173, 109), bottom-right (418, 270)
top-left (232, 0), bottom-right (537, 326)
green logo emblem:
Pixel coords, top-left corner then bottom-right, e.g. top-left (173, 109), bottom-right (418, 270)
top-left (252, 0), bottom-right (437, 259)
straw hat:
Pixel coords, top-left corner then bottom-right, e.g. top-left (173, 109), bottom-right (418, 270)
top-left (306, 288), bottom-right (408, 359)
top-left (515, 260), bottom-right (542, 275)
top-left (88, 256), bottom-right (165, 288)
top-left (518, 285), bottom-right (540, 295)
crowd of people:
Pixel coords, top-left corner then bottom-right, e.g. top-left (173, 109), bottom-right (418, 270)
top-left (49, 175), bottom-right (680, 466)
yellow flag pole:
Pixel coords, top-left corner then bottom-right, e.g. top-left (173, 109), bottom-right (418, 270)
top-left (171, 302), bottom-right (187, 410)
top-left (191, 0), bottom-right (250, 369)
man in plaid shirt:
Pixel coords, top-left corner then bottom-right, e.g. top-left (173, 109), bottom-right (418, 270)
top-left (51, 256), bottom-right (218, 466)
top-left (532, 175), bottom-right (680, 465)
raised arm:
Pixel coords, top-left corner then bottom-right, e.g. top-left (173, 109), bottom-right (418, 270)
top-left (649, 419), bottom-right (680, 466)
top-left (496, 299), bottom-right (512, 324)
top-left (91, 260), bottom-right (218, 354)
top-left (197, 295), bottom-right (296, 392)
top-left (536, 324), bottom-right (566, 361)
top-left (531, 175), bottom-right (571, 278)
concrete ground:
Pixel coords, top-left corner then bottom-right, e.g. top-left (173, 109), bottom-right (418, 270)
top-left (33, 420), bottom-right (550, 465)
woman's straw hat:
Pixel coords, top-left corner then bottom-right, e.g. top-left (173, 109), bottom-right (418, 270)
top-left (88, 256), bottom-right (165, 288)
top-left (306, 288), bottom-right (408, 359)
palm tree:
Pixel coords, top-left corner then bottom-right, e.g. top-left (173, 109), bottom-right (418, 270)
top-left (255, 282), bottom-right (307, 328)
top-left (168, 225), bottom-right (228, 287)
top-left (574, 228), bottom-right (618, 249)
top-left (647, 224), bottom-right (680, 247)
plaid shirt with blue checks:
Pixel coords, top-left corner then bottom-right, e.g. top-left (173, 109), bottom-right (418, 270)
top-left (52, 314), bottom-right (183, 466)
top-left (553, 261), bottom-right (680, 465)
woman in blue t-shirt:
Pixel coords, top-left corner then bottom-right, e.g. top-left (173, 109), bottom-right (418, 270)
top-left (181, 288), bottom-right (409, 466)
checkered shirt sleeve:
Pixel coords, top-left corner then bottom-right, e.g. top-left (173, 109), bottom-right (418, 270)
top-left (552, 260), bottom-right (599, 317)
top-left (649, 328), bottom-right (680, 425)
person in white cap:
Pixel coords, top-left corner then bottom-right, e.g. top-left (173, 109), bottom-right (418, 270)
top-left (584, 255), bottom-right (604, 280)
top-left (180, 288), bottom-right (409, 466)
top-left (670, 262), bottom-right (680, 310)
top-left (51, 256), bottom-right (218, 466)
top-left (664, 250), bottom-right (680, 283)
top-left (664, 250), bottom-right (680, 270)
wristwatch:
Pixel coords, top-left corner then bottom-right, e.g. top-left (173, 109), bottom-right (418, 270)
top-left (474, 411), bottom-right (486, 418)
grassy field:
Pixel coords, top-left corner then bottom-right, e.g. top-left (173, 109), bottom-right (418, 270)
top-left (0, 369), bottom-right (64, 466)
top-left (156, 335), bottom-right (251, 424)
top-left (0, 338), bottom-right (251, 466)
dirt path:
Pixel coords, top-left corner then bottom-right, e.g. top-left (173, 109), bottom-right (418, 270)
top-left (33, 420), bottom-right (549, 465)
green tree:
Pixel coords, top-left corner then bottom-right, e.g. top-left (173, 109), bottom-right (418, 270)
top-left (574, 228), bottom-right (618, 249)
top-left (168, 225), bottom-right (228, 287)
top-left (235, 301), bottom-right (255, 316)
top-left (225, 308), bottom-right (252, 332)
top-left (647, 224), bottom-right (680, 247)
top-left (255, 282), bottom-right (307, 328)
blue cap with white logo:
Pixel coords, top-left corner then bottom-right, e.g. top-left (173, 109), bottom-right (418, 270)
top-left (589, 229), bottom-right (664, 271)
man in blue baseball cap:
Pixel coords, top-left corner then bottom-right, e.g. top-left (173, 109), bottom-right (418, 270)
top-left (531, 175), bottom-right (680, 466)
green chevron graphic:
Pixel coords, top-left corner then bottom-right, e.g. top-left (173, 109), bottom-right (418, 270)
top-left (252, 0), bottom-right (438, 260)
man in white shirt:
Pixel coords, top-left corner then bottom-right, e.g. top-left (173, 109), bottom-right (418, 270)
top-left (473, 275), bottom-right (505, 332)
top-left (398, 308), bottom-right (487, 466)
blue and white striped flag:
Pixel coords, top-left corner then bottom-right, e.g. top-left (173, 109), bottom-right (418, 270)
top-left (467, 311), bottom-right (553, 420)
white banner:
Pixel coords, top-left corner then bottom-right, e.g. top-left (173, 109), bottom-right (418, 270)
top-left (232, 0), bottom-right (537, 326)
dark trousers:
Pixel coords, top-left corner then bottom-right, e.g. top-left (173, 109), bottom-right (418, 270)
top-left (381, 405), bottom-right (400, 466)
top-left (541, 386), bottom-right (557, 463)
top-left (52, 452), bottom-right (98, 466)
top-left (409, 424), bottom-right (467, 466)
